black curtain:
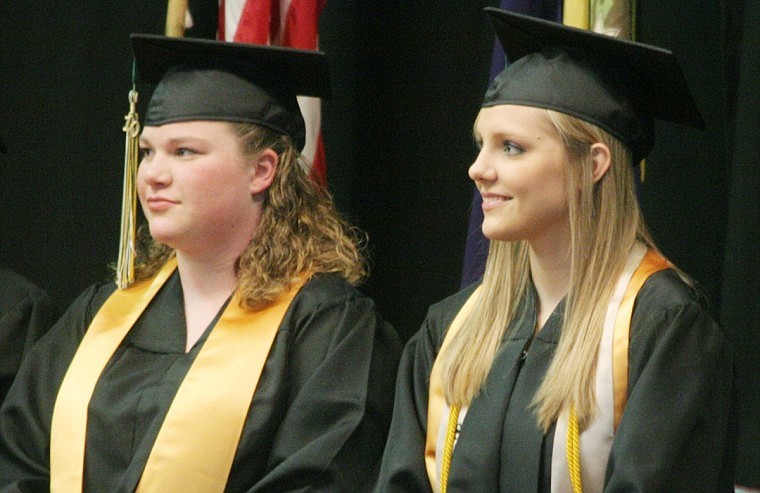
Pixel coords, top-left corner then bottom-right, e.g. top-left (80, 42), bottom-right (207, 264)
top-left (719, 0), bottom-right (759, 486)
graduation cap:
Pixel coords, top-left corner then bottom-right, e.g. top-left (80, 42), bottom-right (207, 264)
top-left (482, 7), bottom-right (704, 163)
top-left (130, 33), bottom-right (331, 151)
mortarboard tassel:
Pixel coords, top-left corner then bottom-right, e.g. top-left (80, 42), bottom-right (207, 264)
top-left (116, 88), bottom-right (140, 289)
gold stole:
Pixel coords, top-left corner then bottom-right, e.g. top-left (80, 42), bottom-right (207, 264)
top-left (51, 258), bottom-right (306, 492)
top-left (425, 248), bottom-right (669, 492)
top-left (611, 250), bottom-right (669, 426)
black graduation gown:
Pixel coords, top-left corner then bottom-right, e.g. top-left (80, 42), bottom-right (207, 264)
top-left (0, 267), bottom-right (58, 404)
top-left (376, 269), bottom-right (737, 492)
top-left (0, 272), bottom-right (401, 492)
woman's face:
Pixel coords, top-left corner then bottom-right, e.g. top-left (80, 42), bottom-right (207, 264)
top-left (137, 121), bottom-right (263, 257)
top-left (469, 105), bottom-right (570, 248)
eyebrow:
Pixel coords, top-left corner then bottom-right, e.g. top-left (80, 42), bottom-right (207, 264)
top-left (138, 135), bottom-right (209, 147)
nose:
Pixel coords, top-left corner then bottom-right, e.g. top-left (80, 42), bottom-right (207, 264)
top-left (469, 148), bottom-right (496, 183)
top-left (137, 152), bottom-right (171, 188)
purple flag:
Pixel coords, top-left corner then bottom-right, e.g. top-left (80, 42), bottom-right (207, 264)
top-left (460, 0), bottom-right (563, 288)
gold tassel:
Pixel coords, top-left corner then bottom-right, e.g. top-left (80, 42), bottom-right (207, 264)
top-left (116, 89), bottom-right (140, 289)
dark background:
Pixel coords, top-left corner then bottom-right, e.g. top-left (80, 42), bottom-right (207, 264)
top-left (0, 1), bottom-right (757, 486)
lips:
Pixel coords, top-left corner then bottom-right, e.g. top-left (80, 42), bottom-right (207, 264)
top-left (145, 196), bottom-right (177, 212)
top-left (480, 192), bottom-right (512, 211)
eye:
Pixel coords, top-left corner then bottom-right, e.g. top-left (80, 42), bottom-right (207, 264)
top-left (502, 141), bottom-right (523, 155)
top-left (139, 147), bottom-right (152, 161)
top-left (175, 147), bottom-right (197, 157)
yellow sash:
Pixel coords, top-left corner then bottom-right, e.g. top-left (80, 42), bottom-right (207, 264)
top-left (51, 258), bottom-right (306, 492)
top-left (611, 249), bottom-right (670, 429)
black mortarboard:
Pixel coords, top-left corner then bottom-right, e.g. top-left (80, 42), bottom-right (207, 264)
top-left (130, 33), bottom-right (331, 151)
top-left (482, 7), bottom-right (704, 163)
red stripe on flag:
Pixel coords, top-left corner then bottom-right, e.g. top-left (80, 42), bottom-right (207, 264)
top-left (234, 0), bottom-right (274, 44)
top-left (282, 0), bottom-right (326, 49)
top-left (310, 129), bottom-right (327, 186)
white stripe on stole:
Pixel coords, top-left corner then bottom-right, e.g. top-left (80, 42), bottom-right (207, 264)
top-left (552, 243), bottom-right (647, 492)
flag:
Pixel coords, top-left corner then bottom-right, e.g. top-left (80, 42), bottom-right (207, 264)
top-left (218, 0), bottom-right (328, 185)
top-left (460, 0), bottom-right (562, 288)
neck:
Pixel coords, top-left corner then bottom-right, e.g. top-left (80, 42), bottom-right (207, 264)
top-left (528, 237), bottom-right (571, 329)
top-left (175, 252), bottom-right (239, 352)
top-left (175, 252), bottom-right (238, 298)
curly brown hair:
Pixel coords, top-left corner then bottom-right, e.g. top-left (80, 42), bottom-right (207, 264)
top-left (131, 122), bottom-right (367, 310)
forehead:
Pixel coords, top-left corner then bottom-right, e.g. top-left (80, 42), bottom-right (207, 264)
top-left (474, 104), bottom-right (555, 137)
top-left (140, 120), bottom-right (237, 141)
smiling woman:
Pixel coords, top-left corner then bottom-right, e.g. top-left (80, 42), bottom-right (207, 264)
top-left (0, 35), bottom-right (401, 493)
top-left (470, 105), bottom-right (569, 250)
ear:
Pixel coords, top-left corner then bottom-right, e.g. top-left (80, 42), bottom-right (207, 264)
top-left (590, 143), bottom-right (611, 183)
top-left (249, 148), bottom-right (278, 195)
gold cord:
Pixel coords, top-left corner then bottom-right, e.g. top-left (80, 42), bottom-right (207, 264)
top-left (116, 89), bottom-right (140, 289)
top-left (566, 406), bottom-right (583, 493)
top-left (440, 405), bottom-right (460, 493)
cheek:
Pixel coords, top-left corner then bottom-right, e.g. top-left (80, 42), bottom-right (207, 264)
top-left (135, 167), bottom-right (148, 201)
top-left (198, 169), bottom-right (253, 211)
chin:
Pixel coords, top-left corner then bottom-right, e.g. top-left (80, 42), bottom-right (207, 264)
top-left (147, 227), bottom-right (177, 248)
top-left (481, 223), bottom-right (518, 243)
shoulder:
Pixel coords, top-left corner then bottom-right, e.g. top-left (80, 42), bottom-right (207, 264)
top-left (408, 282), bottom-right (480, 353)
top-left (0, 267), bottom-right (51, 308)
top-left (630, 268), bottom-right (728, 361)
top-left (33, 280), bottom-right (116, 346)
top-left (284, 273), bottom-right (394, 336)
top-left (427, 283), bottom-right (480, 329)
top-left (633, 269), bottom-right (717, 328)
top-left (292, 272), bottom-right (369, 306)
top-left (78, 281), bottom-right (120, 322)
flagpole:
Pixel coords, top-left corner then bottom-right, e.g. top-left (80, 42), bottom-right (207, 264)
top-left (165, 0), bottom-right (188, 37)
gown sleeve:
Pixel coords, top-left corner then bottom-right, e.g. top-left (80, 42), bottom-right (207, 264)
top-left (0, 283), bottom-right (113, 493)
top-left (243, 277), bottom-right (402, 493)
top-left (0, 269), bottom-right (59, 404)
top-left (604, 270), bottom-right (737, 492)
top-left (375, 286), bottom-right (475, 493)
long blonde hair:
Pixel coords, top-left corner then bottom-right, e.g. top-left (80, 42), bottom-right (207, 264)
top-left (440, 109), bottom-right (658, 431)
top-left (132, 123), bottom-right (367, 310)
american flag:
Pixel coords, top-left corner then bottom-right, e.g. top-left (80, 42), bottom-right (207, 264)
top-left (218, 0), bottom-right (328, 185)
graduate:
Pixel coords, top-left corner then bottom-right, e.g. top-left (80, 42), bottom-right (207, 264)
top-left (0, 34), bottom-right (401, 492)
top-left (376, 8), bottom-right (736, 493)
